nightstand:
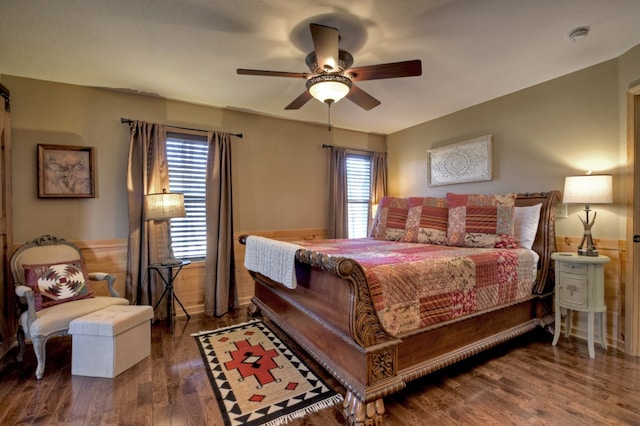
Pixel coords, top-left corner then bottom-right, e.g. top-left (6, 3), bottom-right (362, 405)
top-left (551, 252), bottom-right (610, 358)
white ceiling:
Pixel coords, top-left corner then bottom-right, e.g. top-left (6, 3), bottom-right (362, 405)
top-left (3, 0), bottom-right (640, 134)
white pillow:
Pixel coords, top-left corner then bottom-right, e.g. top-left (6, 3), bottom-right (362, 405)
top-left (514, 203), bottom-right (542, 250)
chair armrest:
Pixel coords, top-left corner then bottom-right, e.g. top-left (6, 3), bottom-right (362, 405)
top-left (87, 272), bottom-right (119, 297)
top-left (15, 285), bottom-right (33, 298)
top-left (15, 285), bottom-right (37, 326)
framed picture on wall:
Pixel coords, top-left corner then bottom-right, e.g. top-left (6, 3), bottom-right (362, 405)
top-left (427, 135), bottom-right (493, 186)
top-left (37, 144), bottom-right (95, 198)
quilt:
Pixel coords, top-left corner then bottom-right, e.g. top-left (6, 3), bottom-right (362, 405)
top-left (296, 238), bottom-right (537, 336)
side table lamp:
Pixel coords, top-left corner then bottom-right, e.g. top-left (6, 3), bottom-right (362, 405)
top-left (145, 189), bottom-right (186, 265)
top-left (562, 173), bottom-right (612, 256)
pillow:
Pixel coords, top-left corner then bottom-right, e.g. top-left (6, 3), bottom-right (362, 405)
top-left (446, 193), bottom-right (517, 248)
top-left (402, 197), bottom-right (449, 244)
top-left (514, 203), bottom-right (542, 250)
top-left (370, 196), bottom-right (409, 241)
top-left (23, 259), bottom-right (94, 311)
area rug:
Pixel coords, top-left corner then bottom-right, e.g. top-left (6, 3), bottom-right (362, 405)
top-left (193, 319), bottom-right (343, 426)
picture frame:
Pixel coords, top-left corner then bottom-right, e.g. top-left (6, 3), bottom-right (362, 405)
top-left (427, 135), bottom-right (493, 186)
top-left (37, 144), bottom-right (95, 198)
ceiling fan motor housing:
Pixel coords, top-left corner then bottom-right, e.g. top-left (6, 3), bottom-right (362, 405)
top-left (305, 49), bottom-right (354, 75)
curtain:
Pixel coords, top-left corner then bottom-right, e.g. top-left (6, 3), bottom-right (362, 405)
top-left (125, 121), bottom-right (171, 317)
top-left (204, 131), bottom-right (238, 316)
top-left (328, 147), bottom-right (348, 239)
top-left (369, 151), bottom-right (387, 230)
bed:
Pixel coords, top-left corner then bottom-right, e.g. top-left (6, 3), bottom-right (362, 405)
top-left (240, 191), bottom-right (560, 425)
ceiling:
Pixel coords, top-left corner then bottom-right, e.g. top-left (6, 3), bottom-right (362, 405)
top-left (3, 0), bottom-right (640, 135)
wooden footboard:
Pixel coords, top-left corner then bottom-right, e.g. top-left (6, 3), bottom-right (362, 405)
top-left (241, 191), bottom-right (560, 425)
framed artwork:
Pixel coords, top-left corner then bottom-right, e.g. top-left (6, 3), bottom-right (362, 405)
top-left (427, 135), bottom-right (493, 186)
top-left (38, 144), bottom-right (95, 198)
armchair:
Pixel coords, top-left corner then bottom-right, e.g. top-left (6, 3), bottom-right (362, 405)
top-left (10, 235), bottom-right (129, 379)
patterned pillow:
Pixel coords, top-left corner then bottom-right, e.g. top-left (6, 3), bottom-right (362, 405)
top-left (370, 196), bottom-right (409, 241)
top-left (446, 193), bottom-right (517, 248)
top-left (23, 259), bottom-right (94, 311)
top-left (402, 197), bottom-right (449, 244)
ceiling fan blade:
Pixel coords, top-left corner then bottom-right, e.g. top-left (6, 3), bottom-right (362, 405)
top-left (346, 84), bottom-right (381, 111)
top-left (347, 59), bottom-right (422, 81)
top-left (237, 69), bottom-right (310, 79)
top-left (285, 91), bottom-right (313, 110)
top-left (310, 23), bottom-right (339, 72)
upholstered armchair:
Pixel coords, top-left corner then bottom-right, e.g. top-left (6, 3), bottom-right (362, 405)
top-left (10, 235), bottom-right (129, 379)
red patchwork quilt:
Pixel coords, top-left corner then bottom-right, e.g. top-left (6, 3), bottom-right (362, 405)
top-left (296, 238), bottom-right (537, 336)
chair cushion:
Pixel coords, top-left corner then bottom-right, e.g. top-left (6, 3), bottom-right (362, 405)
top-left (23, 259), bottom-right (94, 311)
top-left (21, 296), bottom-right (129, 337)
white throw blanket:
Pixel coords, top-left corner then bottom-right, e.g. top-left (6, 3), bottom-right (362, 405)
top-left (244, 236), bottom-right (303, 289)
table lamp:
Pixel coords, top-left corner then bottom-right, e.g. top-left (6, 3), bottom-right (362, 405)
top-left (145, 189), bottom-right (186, 265)
top-left (562, 174), bottom-right (612, 256)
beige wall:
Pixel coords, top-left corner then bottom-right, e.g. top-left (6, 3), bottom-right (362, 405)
top-left (387, 49), bottom-right (640, 241)
top-left (1, 75), bottom-right (385, 243)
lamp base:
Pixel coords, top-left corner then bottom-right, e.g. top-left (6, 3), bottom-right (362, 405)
top-left (576, 207), bottom-right (600, 257)
top-left (161, 256), bottom-right (182, 266)
top-left (578, 247), bottom-right (599, 257)
top-left (577, 229), bottom-right (599, 257)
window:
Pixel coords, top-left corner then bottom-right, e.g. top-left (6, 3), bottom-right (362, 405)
top-left (166, 133), bottom-right (208, 259)
top-left (346, 153), bottom-right (372, 238)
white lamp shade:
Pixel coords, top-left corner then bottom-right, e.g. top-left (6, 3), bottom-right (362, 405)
top-left (144, 192), bottom-right (186, 220)
top-left (563, 175), bottom-right (613, 204)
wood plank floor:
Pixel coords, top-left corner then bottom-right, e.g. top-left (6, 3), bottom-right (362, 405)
top-left (1, 308), bottom-right (639, 425)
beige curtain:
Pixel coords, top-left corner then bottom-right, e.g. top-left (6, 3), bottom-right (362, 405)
top-left (125, 121), bottom-right (171, 317)
top-left (204, 131), bottom-right (238, 316)
top-left (328, 146), bottom-right (348, 239)
top-left (369, 151), bottom-right (387, 229)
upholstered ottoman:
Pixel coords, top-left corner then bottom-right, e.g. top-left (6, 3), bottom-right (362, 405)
top-left (68, 305), bottom-right (153, 378)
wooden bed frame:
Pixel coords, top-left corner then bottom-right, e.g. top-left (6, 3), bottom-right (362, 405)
top-left (241, 191), bottom-right (560, 425)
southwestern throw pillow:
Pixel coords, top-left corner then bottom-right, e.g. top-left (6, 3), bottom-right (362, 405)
top-left (446, 193), bottom-right (517, 248)
top-left (23, 259), bottom-right (94, 311)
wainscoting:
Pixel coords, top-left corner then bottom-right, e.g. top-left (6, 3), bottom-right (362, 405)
top-left (31, 231), bottom-right (626, 351)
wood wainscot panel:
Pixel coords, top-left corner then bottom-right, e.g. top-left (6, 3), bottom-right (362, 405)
top-left (234, 229), bottom-right (328, 307)
top-left (171, 261), bottom-right (205, 317)
top-left (556, 236), bottom-right (625, 351)
top-left (74, 239), bottom-right (128, 297)
top-left (76, 239), bottom-right (206, 317)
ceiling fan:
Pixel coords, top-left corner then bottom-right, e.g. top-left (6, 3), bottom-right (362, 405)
top-left (237, 23), bottom-right (422, 111)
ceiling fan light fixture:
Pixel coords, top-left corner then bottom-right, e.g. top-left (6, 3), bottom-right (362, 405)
top-left (307, 74), bottom-right (352, 104)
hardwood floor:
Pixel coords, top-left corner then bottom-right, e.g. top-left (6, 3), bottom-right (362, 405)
top-left (1, 309), bottom-right (639, 425)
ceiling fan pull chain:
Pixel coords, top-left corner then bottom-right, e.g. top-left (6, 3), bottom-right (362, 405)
top-left (327, 102), bottom-right (332, 131)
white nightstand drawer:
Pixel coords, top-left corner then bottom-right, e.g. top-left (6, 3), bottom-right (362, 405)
top-left (557, 262), bottom-right (588, 275)
top-left (557, 271), bottom-right (587, 308)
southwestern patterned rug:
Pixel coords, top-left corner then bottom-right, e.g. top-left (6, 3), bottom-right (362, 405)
top-left (193, 319), bottom-right (343, 426)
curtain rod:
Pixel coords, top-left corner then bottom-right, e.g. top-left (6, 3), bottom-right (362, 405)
top-left (120, 117), bottom-right (243, 138)
top-left (322, 144), bottom-right (385, 154)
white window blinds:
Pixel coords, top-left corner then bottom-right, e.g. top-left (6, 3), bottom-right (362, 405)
top-left (166, 134), bottom-right (208, 259)
top-left (346, 154), bottom-right (372, 238)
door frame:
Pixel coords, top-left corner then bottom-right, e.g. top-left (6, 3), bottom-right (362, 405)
top-left (626, 83), bottom-right (640, 356)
